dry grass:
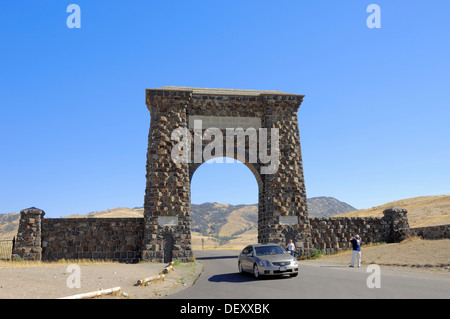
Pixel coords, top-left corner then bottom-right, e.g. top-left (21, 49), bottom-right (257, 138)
top-left (337, 195), bottom-right (450, 227)
top-left (218, 205), bottom-right (256, 237)
top-left (0, 240), bottom-right (13, 260)
top-left (65, 207), bottom-right (144, 219)
top-left (219, 228), bottom-right (258, 249)
top-left (314, 237), bottom-right (450, 272)
top-left (190, 231), bottom-right (222, 250)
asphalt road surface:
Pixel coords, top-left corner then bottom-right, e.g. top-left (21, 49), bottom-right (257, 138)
top-left (166, 250), bottom-right (450, 299)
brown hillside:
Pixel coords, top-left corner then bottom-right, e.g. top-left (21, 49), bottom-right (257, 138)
top-left (65, 207), bottom-right (144, 219)
top-left (219, 205), bottom-right (257, 237)
top-left (335, 195), bottom-right (450, 228)
top-left (0, 213), bottom-right (20, 240)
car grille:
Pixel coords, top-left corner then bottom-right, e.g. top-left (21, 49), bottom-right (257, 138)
top-left (274, 269), bottom-right (292, 273)
top-left (272, 261), bottom-right (290, 266)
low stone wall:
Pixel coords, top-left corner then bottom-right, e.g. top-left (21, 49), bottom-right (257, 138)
top-left (410, 224), bottom-right (450, 240)
top-left (12, 206), bottom-right (449, 261)
top-left (41, 217), bottom-right (145, 263)
top-left (309, 207), bottom-right (411, 255)
top-left (310, 217), bottom-right (386, 254)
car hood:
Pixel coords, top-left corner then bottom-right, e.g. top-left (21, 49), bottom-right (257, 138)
top-left (256, 254), bottom-right (295, 263)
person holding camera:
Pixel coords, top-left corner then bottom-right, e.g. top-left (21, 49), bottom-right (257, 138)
top-left (349, 235), bottom-right (361, 268)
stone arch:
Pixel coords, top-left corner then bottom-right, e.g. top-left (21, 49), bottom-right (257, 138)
top-left (142, 86), bottom-right (311, 262)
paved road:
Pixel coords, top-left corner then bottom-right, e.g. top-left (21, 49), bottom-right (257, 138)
top-left (167, 250), bottom-right (450, 299)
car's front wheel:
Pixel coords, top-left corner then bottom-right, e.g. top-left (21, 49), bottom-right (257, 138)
top-left (253, 264), bottom-right (260, 279)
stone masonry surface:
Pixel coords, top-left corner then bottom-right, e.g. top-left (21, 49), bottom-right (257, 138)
top-left (41, 217), bottom-right (144, 263)
top-left (12, 208), bottom-right (44, 261)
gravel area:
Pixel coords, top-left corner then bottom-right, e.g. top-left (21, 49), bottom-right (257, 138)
top-left (0, 261), bottom-right (203, 299)
top-left (1, 239), bottom-right (448, 299)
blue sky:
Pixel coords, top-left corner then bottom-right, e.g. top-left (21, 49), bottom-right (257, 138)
top-left (1, 1), bottom-right (449, 218)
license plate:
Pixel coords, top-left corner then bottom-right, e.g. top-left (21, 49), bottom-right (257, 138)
top-left (280, 266), bottom-right (287, 271)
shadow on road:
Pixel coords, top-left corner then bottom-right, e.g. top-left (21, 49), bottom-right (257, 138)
top-left (208, 272), bottom-right (293, 283)
top-left (195, 255), bottom-right (238, 260)
top-left (208, 272), bottom-right (253, 283)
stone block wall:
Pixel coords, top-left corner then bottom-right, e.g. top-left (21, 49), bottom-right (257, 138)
top-left (41, 217), bottom-right (144, 263)
top-left (12, 206), bottom-right (449, 261)
top-left (381, 207), bottom-right (410, 242)
top-left (410, 224), bottom-right (450, 240)
top-left (142, 217), bottom-right (193, 262)
top-left (310, 217), bottom-right (388, 254)
top-left (310, 207), bottom-right (413, 255)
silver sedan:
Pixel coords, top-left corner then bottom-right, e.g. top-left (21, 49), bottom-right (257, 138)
top-left (238, 243), bottom-right (299, 279)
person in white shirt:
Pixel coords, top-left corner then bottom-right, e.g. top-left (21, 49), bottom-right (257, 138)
top-left (287, 239), bottom-right (295, 256)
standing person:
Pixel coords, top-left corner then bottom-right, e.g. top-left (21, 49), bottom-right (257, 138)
top-left (287, 239), bottom-right (295, 257)
top-left (349, 235), bottom-right (361, 268)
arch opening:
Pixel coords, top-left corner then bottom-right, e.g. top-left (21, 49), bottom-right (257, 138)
top-left (190, 157), bottom-right (260, 250)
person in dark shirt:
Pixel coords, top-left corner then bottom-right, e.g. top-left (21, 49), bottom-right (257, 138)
top-left (349, 235), bottom-right (361, 268)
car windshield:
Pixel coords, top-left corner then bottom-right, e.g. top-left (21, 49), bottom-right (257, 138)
top-left (254, 245), bottom-right (286, 256)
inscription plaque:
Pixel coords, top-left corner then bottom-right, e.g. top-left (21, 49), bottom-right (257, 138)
top-left (158, 216), bottom-right (178, 226)
top-left (188, 116), bottom-right (261, 130)
top-left (279, 216), bottom-right (299, 225)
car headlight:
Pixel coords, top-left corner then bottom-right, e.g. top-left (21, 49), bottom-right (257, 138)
top-left (258, 260), bottom-right (270, 267)
top-left (292, 259), bottom-right (298, 266)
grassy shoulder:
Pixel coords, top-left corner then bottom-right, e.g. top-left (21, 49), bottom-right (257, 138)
top-left (306, 237), bottom-right (450, 272)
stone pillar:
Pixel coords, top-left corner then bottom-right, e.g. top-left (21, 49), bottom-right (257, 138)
top-left (259, 95), bottom-right (312, 255)
top-left (383, 207), bottom-right (411, 243)
top-left (12, 207), bottom-right (45, 261)
top-left (142, 89), bottom-right (193, 262)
